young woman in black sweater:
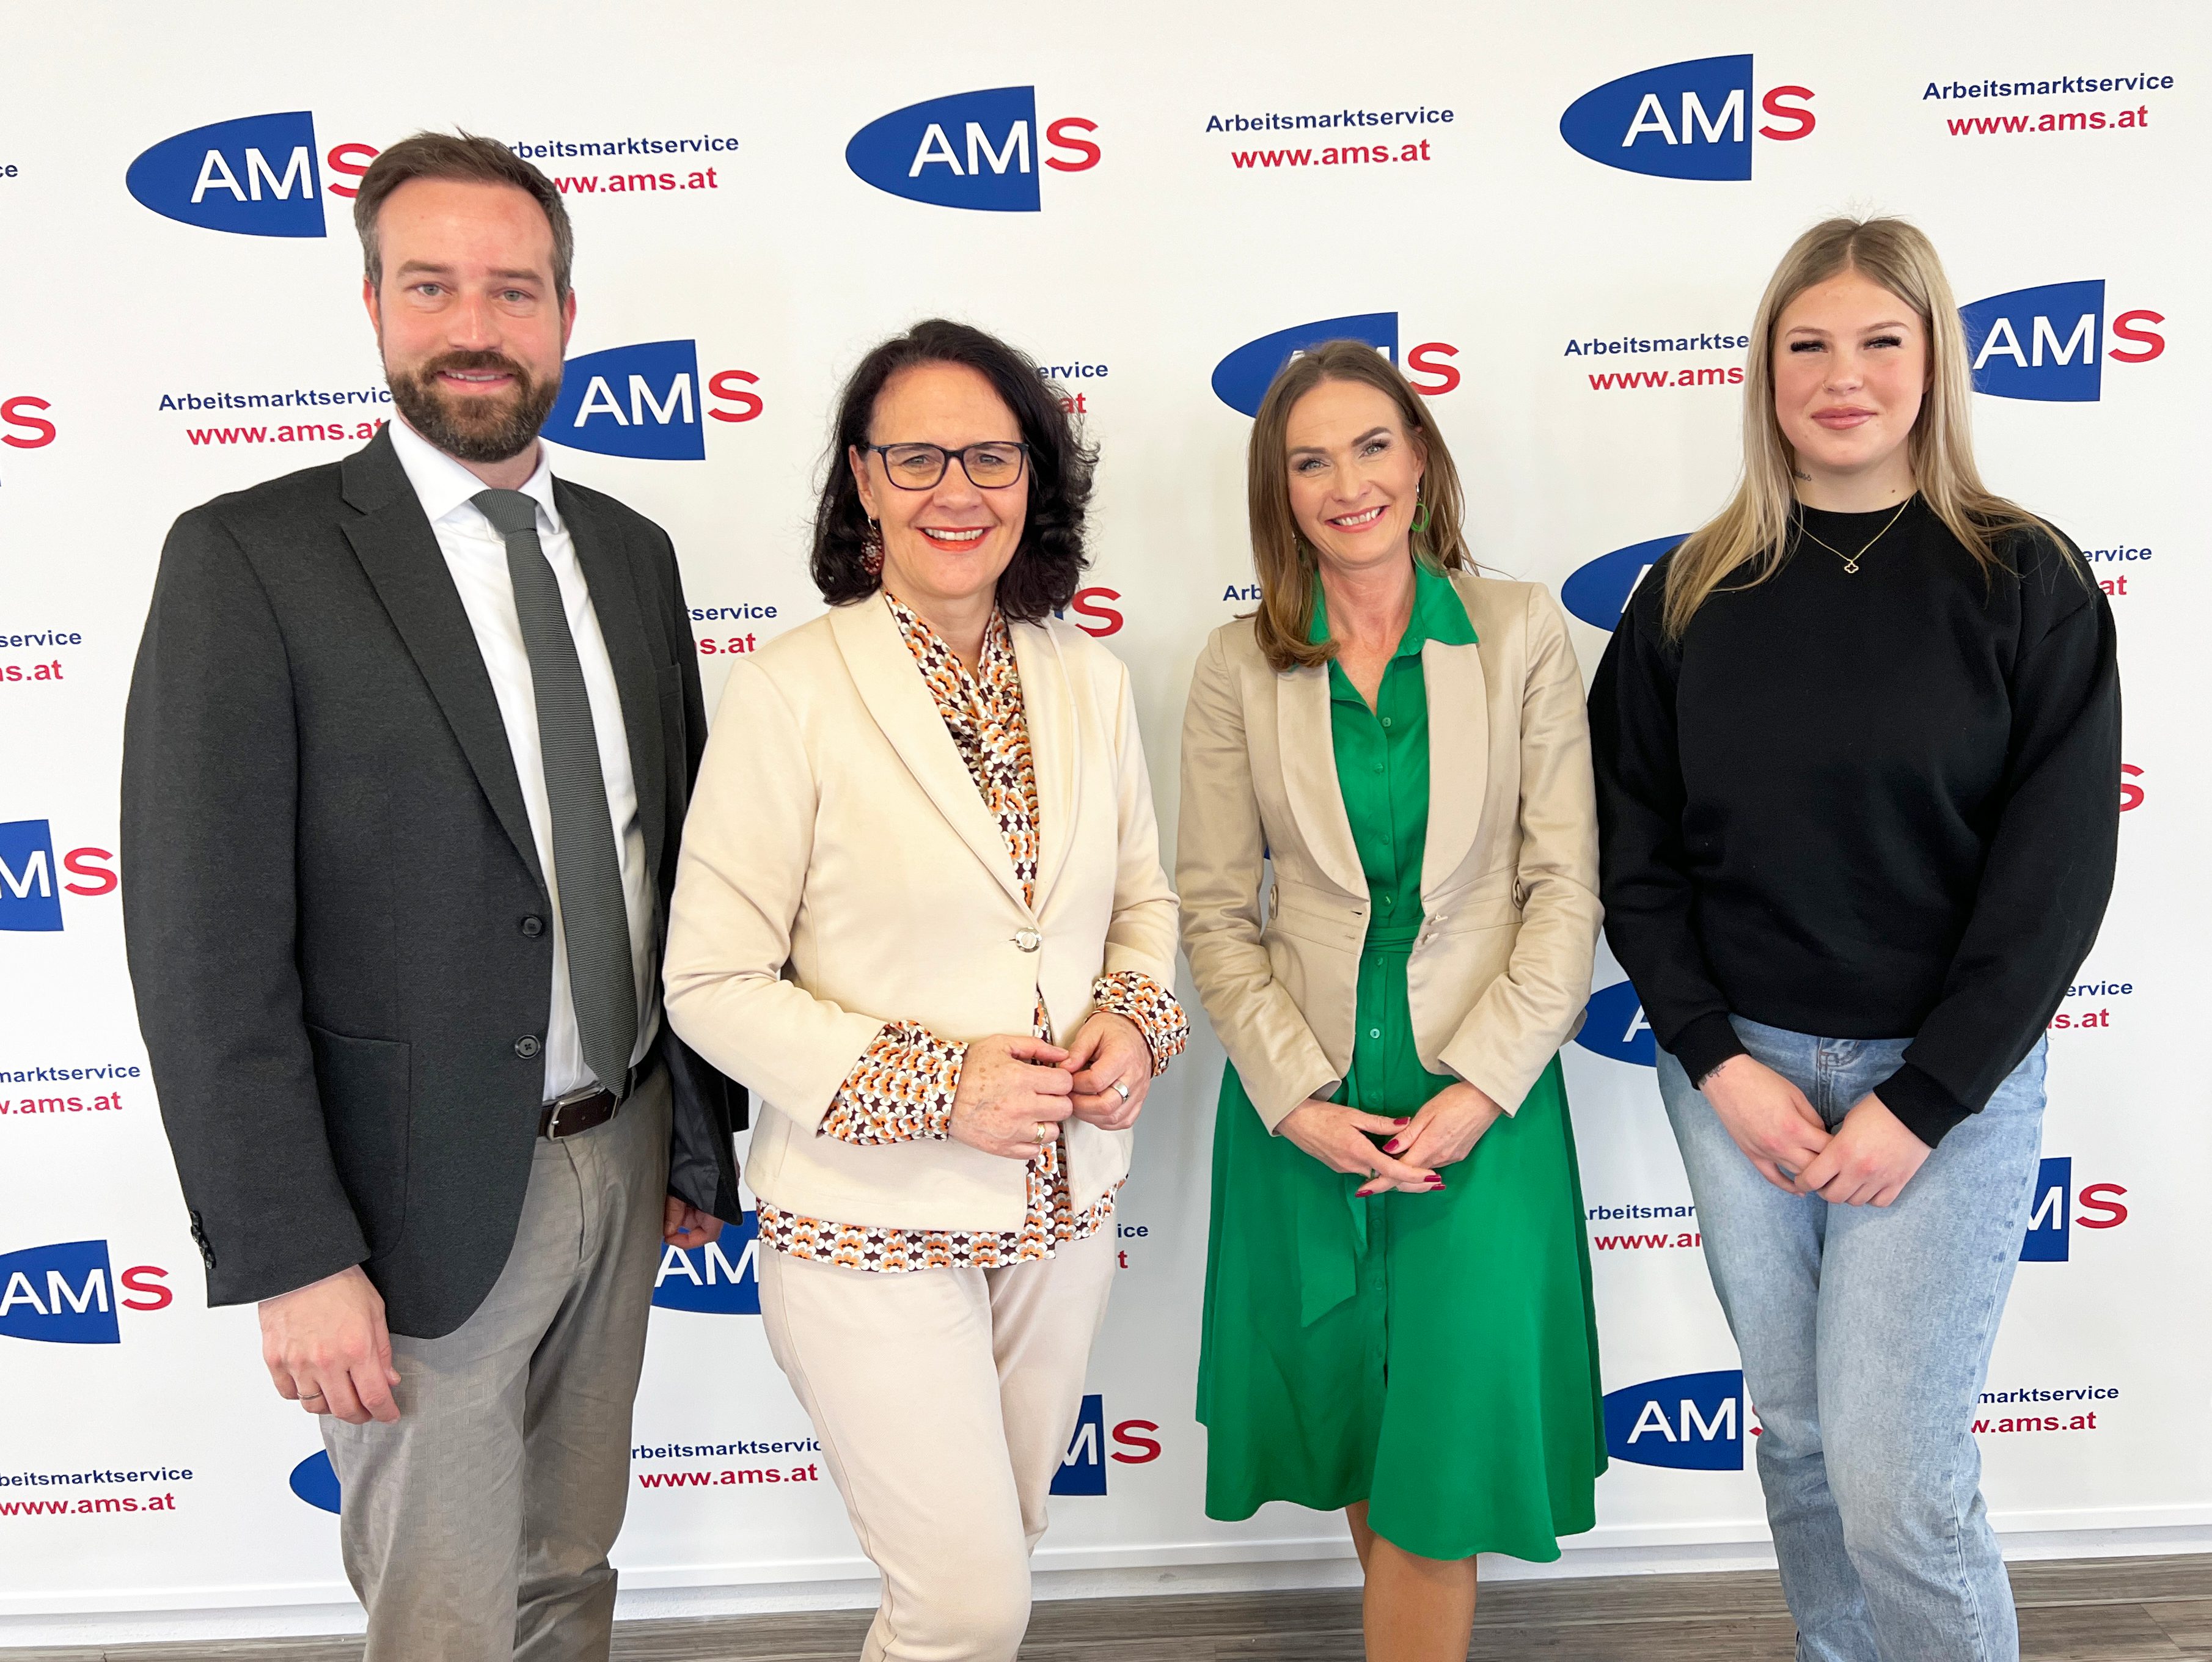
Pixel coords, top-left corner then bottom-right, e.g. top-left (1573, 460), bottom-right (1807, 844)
top-left (1589, 216), bottom-right (2118, 1662)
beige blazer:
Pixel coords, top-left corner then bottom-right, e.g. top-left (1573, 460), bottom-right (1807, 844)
top-left (1177, 572), bottom-right (1600, 1130)
top-left (664, 596), bottom-right (1179, 1232)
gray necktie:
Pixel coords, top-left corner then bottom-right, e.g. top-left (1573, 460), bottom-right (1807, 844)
top-left (473, 488), bottom-right (637, 1097)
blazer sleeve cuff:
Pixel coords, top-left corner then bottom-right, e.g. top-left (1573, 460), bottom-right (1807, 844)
top-left (1872, 1063), bottom-right (1972, 1149)
top-left (1248, 1061), bottom-right (1340, 1134)
top-left (1668, 1012), bottom-right (1747, 1086)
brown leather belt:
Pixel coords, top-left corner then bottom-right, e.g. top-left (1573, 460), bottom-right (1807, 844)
top-left (539, 1085), bottom-right (621, 1140)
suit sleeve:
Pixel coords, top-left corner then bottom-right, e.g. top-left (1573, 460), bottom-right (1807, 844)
top-left (653, 530), bottom-right (747, 1218)
top-left (1435, 586), bottom-right (1603, 1111)
top-left (1175, 630), bottom-right (1339, 1130)
top-left (1097, 654), bottom-right (1183, 992)
top-left (662, 657), bottom-right (894, 1133)
top-left (122, 508), bottom-right (369, 1306)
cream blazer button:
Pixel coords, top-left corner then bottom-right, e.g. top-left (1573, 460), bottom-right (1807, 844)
top-left (1013, 928), bottom-right (1042, 953)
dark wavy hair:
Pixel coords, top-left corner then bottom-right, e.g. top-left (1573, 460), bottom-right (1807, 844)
top-left (810, 319), bottom-right (1096, 621)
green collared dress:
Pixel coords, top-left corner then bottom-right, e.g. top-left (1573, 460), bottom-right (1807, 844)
top-left (1196, 565), bottom-right (1606, 1562)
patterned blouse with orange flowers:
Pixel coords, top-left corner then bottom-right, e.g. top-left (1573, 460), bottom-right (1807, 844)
top-left (752, 594), bottom-right (1187, 1273)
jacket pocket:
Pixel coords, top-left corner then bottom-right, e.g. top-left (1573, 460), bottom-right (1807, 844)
top-left (307, 1025), bottom-right (412, 1257)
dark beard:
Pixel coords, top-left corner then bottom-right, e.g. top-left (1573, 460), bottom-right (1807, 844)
top-left (386, 350), bottom-right (560, 464)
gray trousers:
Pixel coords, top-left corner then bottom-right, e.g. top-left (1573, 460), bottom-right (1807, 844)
top-left (323, 1070), bottom-right (671, 1662)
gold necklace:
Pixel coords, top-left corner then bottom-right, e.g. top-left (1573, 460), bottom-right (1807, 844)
top-left (1795, 495), bottom-right (1914, 574)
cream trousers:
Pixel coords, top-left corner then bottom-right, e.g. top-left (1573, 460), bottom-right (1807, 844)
top-left (758, 1226), bottom-right (1118, 1662)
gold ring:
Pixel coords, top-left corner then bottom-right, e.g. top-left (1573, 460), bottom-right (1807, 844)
top-left (1035, 1122), bottom-right (1051, 1144)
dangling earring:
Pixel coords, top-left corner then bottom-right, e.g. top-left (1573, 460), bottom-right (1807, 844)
top-left (861, 519), bottom-right (884, 577)
top-left (1410, 485), bottom-right (1432, 536)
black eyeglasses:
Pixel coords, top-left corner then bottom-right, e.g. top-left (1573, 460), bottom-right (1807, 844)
top-left (863, 441), bottom-right (1030, 491)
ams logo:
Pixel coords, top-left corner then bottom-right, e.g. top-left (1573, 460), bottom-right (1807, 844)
top-left (126, 112), bottom-right (379, 236)
top-left (1573, 980), bottom-right (1656, 1067)
top-left (847, 86), bottom-right (1100, 212)
top-left (0, 1241), bottom-right (171, 1345)
top-left (1050, 1393), bottom-right (1162, 1496)
top-left (1561, 536), bottom-right (1685, 631)
top-left (2021, 1157), bottom-right (2126, 1262)
top-left (544, 341), bottom-right (764, 463)
top-left (1561, 56), bottom-right (1814, 180)
top-left (1211, 313), bottom-right (1461, 417)
top-left (1961, 281), bottom-right (2164, 402)
top-left (0, 820), bottom-right (118, 932)
top-left (650, 1212), bottom-right (761, 1315)
top-left (1605, 1370), bottom-right (1747, 1470)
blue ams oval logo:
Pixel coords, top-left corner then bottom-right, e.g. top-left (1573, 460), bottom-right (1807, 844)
top-left (1, 819), bottom-right (119, 932)
top-left (650, 1212), bottom-right (760, 1314)
top-left (1605, 1369), bottom-right (1747, 1469)
top-left (1574, 981), bottom-right (1656, 1067)
top-left (1561, 536), bottom-right (1683, 631)
top-left (1210, 314), bottom-right (1463, 417)
top-left (125, 113), bottom-right (380, 236)
top-left (1963, 281), bottom-right (2165, 403)
top-left (1561, 57), bottom-right (1815, 180)
top-left (0, 1240), bottom-right (171, 1344)
top-left (290, 1450), bottom-right (342, 1513)
top-left (543, 342), bottom-right (764, 462)
top-left (846, 87), bottom-right (1101, 212)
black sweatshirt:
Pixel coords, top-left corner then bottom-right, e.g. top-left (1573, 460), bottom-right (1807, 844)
top-left (1588, 497), bottom-right (2120, 1146)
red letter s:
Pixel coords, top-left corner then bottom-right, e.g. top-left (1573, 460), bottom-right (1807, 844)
top-left (324, 142), bottom-right (380, 200)
top-left (120, 1265), bottom-right (173, 1311)
top-left (1045, 117), bottom-right (1102, 172)
top-left (2076, 1182), bottom-right (2129, 1229)
top-left (2110, 310), bottom-right (2165, 363)
top-left (1071, 587), bottom-right (1123, 637)
top-left (1405, 342), bottom-right (1460, 395)
top-left (1759, 87), bottom-right (1817, 141)
top-left (2119, 763), bottom-right (2144, 812)
top-left (64, 847), bottom-right (117, 896)
top-left (1, 395), bottom-right (56, 448)
top-left (1110, 1419), bottom-right (1161, 1463)
top-left (708, 370), bottom-right (764, 423)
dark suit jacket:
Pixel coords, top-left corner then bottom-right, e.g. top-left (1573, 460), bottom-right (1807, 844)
top-left (122, 426), bottom-right (744, 1339)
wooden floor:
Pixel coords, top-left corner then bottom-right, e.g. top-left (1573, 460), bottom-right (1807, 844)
top-left (7, 1554), bottom-right (2208, 1660)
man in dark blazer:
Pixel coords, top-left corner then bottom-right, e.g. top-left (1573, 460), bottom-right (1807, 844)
top-left (121, 131), bottom-right (741, 1661)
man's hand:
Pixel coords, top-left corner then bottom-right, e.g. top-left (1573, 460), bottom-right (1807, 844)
top-left (1794, 1093), bottom-right (1932, 1207)
top-left (1061, 1011), bottom-right (1152, 1131)
top-left (258, 1265), bottom-right (401, 1424)
top-left (664, 1196), bottom-right (723, 1249)
top-left (1699, 1053), bottom-right (1833, 1193)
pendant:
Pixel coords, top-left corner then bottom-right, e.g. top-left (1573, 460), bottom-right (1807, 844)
top-left (1842, 557), bottom-right (1861, 574)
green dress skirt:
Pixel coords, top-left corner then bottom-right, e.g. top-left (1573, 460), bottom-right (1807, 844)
top-left (1195, 565), bottom-right (1606, 1562)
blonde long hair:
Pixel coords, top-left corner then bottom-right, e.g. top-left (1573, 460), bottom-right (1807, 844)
top-left (1662, 214), bottom-right (2067, 640)
top-left (1247, 341), bottom-right (1473, 672)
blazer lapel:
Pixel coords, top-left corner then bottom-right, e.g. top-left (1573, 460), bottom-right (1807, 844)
top-left (1275, 665), bottom-right (1368, 898)
top-left (829, 598), bottom-right (1030, 913)
top-left (340, 433), bottom-right (544, 894)
top-left (558, 483), bottom-right (670, 890)
top-left (1419, 631), bottom-right (1490, 901)
top-left (1012, 621), bottom-right (1079, 907)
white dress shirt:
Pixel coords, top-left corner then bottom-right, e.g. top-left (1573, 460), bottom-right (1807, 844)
top-left (387, 416), bottom-right (659, 1101)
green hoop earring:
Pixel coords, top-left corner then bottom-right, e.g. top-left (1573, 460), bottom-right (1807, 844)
top-left (1410, 496), bottom-right (1432, 536)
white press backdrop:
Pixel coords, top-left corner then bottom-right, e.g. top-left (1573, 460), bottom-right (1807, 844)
top-left (1, 0), bottom-right (2207, 1642)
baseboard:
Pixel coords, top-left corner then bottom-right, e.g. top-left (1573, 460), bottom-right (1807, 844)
top-left (5, 1522), bottom-right (2210, 1650)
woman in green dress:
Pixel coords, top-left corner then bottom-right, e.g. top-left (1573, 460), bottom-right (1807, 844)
top-left (1177, 342), bottom-right (1606, 1660)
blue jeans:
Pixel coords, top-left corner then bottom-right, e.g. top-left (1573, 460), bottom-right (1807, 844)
top-left (1657, 1017), bottom-right (2046, 1662)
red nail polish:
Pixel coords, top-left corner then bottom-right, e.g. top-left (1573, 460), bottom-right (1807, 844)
top-left (1428, 1176), bottom-right (1445, 1188)
top-left (1395, 1117), bottom-right (1412, 1125)
top-left (1383, 1140), bottom-right (1402, 1154)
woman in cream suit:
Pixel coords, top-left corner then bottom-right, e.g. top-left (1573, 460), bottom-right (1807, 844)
top-left (1179, 342), bottom-right (1604, 1661)
top-left (665, 320), bottom-right (1185, 1662)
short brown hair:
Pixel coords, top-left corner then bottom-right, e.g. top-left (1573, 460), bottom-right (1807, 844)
top-left (353, 131), bottom-right (574, 299)
top-left (1246, 341), bottom-right (1471, 672)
